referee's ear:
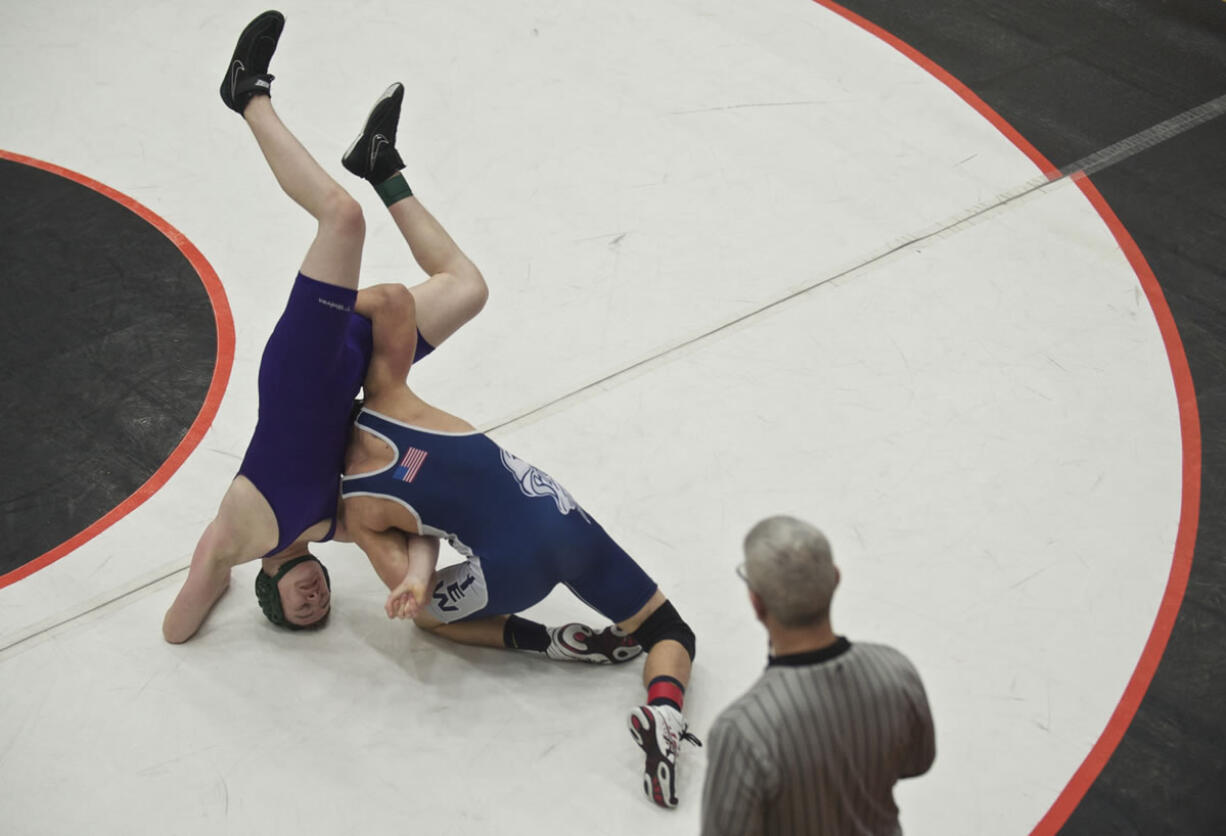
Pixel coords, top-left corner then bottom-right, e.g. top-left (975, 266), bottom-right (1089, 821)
top-left (749, 589), bottom-right (768, 624)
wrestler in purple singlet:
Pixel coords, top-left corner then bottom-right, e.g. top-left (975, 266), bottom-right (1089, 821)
top-left (237, 273), bottom-right (433, 556)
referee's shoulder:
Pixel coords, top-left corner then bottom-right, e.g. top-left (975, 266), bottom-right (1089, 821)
top-left (851, 639), bottom-right (919, 665)
top-left (850, 640), bottom-right (929, 686)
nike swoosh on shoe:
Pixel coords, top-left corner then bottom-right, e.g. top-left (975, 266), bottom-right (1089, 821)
top-left (230, 60), bottom-right (245, 98)
top-left (370, 134), bottom-right (390, 171)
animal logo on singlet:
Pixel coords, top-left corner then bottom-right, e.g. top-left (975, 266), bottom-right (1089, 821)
top-left (500, 449), bottom-right (592, 524)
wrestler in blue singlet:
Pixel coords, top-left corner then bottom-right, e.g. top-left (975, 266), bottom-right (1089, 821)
top-left (236, 273), bottom-right (434, 557)
top-left (340, 407), bottom-right (657, 624)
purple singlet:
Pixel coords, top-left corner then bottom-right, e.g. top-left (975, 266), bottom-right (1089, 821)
top-left (237, 273), bottom-right (372, 556)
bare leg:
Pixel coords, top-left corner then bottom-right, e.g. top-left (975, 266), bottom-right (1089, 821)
top-left (341, 83), bottom-right (486, 344)
top-left (619, 589), bottom-right (697, 809)
top-left (243, 96), bottom-right (365, 289)
top-left (388, 194), bottom-right (487, 346)
top-left (411, 585), bottom-right (691, 680)
top-left (618, 589), bottom-right (692, 690)
top-left (414, 612), bottom-right (509, 649)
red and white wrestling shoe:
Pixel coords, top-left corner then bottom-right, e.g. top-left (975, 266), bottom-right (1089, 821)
top-left (628, 704), bottom-right (702, 808)
top-left (545, 623), bottom-right (642, 664)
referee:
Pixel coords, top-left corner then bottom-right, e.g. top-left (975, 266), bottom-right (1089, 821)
top-left (700, 515), bottom-right (935, 835)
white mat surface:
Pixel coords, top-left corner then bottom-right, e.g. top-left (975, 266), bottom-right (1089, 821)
top-left (0, 1), bottom-right (1183, 833)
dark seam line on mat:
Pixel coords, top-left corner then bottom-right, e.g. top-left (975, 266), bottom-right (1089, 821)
top-left (488, 93), bottom-right (1226, 436)
top-left (0, 567), bottom-right (186, 654)
top-left (4, 97), bottom-right (1224, 654)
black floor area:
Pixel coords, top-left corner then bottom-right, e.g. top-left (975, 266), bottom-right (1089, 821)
top-left (0, 159), bottom-right (218, 578)
top-left (829, 0), bottom-right (1226, 832)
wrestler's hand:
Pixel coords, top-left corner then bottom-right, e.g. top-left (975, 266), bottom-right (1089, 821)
top-left (385, 576), bottom-right (428, 620)
top-left (387, 578), bottom-right (426, 617)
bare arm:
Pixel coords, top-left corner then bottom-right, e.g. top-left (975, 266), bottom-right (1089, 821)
top-left (162, 520), bottom-right (235, 643)
top-left (162, 477), bottom-right (279, 643)
top-left (357, 525), bottom-right (409, 589)
top-left (391, 534), bottom-right (441, 619)
top-left (354, 525), bottom-right (440, 619)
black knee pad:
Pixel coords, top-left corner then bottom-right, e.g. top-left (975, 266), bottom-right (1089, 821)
top-left (632, 600), bottom-right (696, 661)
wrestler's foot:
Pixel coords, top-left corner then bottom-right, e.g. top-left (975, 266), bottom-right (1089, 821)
top-left (628, 704), bottom-right (702, 808)
top-left (545, 623), bottom-right (642, 664)
top-left (220, 10), bottom-right (284, 114)
top-left (342, 82), bottom-right (406, 184)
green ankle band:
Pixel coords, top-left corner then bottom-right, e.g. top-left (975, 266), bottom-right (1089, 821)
top-left (375, 172), bottom-right (413, 206)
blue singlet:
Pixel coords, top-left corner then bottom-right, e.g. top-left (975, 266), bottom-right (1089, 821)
top-left (340, 407), bottom-right (657, 623)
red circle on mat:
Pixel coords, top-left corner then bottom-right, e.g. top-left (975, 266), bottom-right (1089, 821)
top-left (810, 3), bottom-right (1200, 832)
top-left (0, 150), bottom-right (234, 589)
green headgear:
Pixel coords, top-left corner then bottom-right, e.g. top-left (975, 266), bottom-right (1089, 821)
top-left (254, 553), bottom-right (331, 630)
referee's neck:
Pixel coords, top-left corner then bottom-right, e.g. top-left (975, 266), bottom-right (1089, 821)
top-left (767, 619), bottom-right (839, 658)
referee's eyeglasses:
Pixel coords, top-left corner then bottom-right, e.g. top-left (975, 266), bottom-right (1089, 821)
top-left (735, 562), bottom-right (751, 587)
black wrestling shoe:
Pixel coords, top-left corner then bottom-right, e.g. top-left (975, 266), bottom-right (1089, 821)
top-left (220, 10), bottom-right (284, 114)
top-left (545, 623), bottom-right (643, 664)
top-left (342, 82), bottom-right (406, 183)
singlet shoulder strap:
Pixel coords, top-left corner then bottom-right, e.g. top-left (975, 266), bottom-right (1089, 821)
top-left (342, 409), bottom-right (403, 495)
top-left (353, 406), bottom-right (402, 438)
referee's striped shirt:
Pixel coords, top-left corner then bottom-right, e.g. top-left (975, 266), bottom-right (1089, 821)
top-left (700, 638), bottom-right (935, 836)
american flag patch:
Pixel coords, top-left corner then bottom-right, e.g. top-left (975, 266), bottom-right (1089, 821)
top-left (393, 446), bottom-right (428, 482)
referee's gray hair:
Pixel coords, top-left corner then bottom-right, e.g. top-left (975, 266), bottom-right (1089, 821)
top-left (743, 515), bottom-right (837, 627)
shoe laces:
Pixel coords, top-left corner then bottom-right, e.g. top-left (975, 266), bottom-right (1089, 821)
top-left (659, 709), bottom-right (703, 754)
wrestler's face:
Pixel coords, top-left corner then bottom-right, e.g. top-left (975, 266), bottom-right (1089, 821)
top-left (278, 560), bottom-right (331, 627)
